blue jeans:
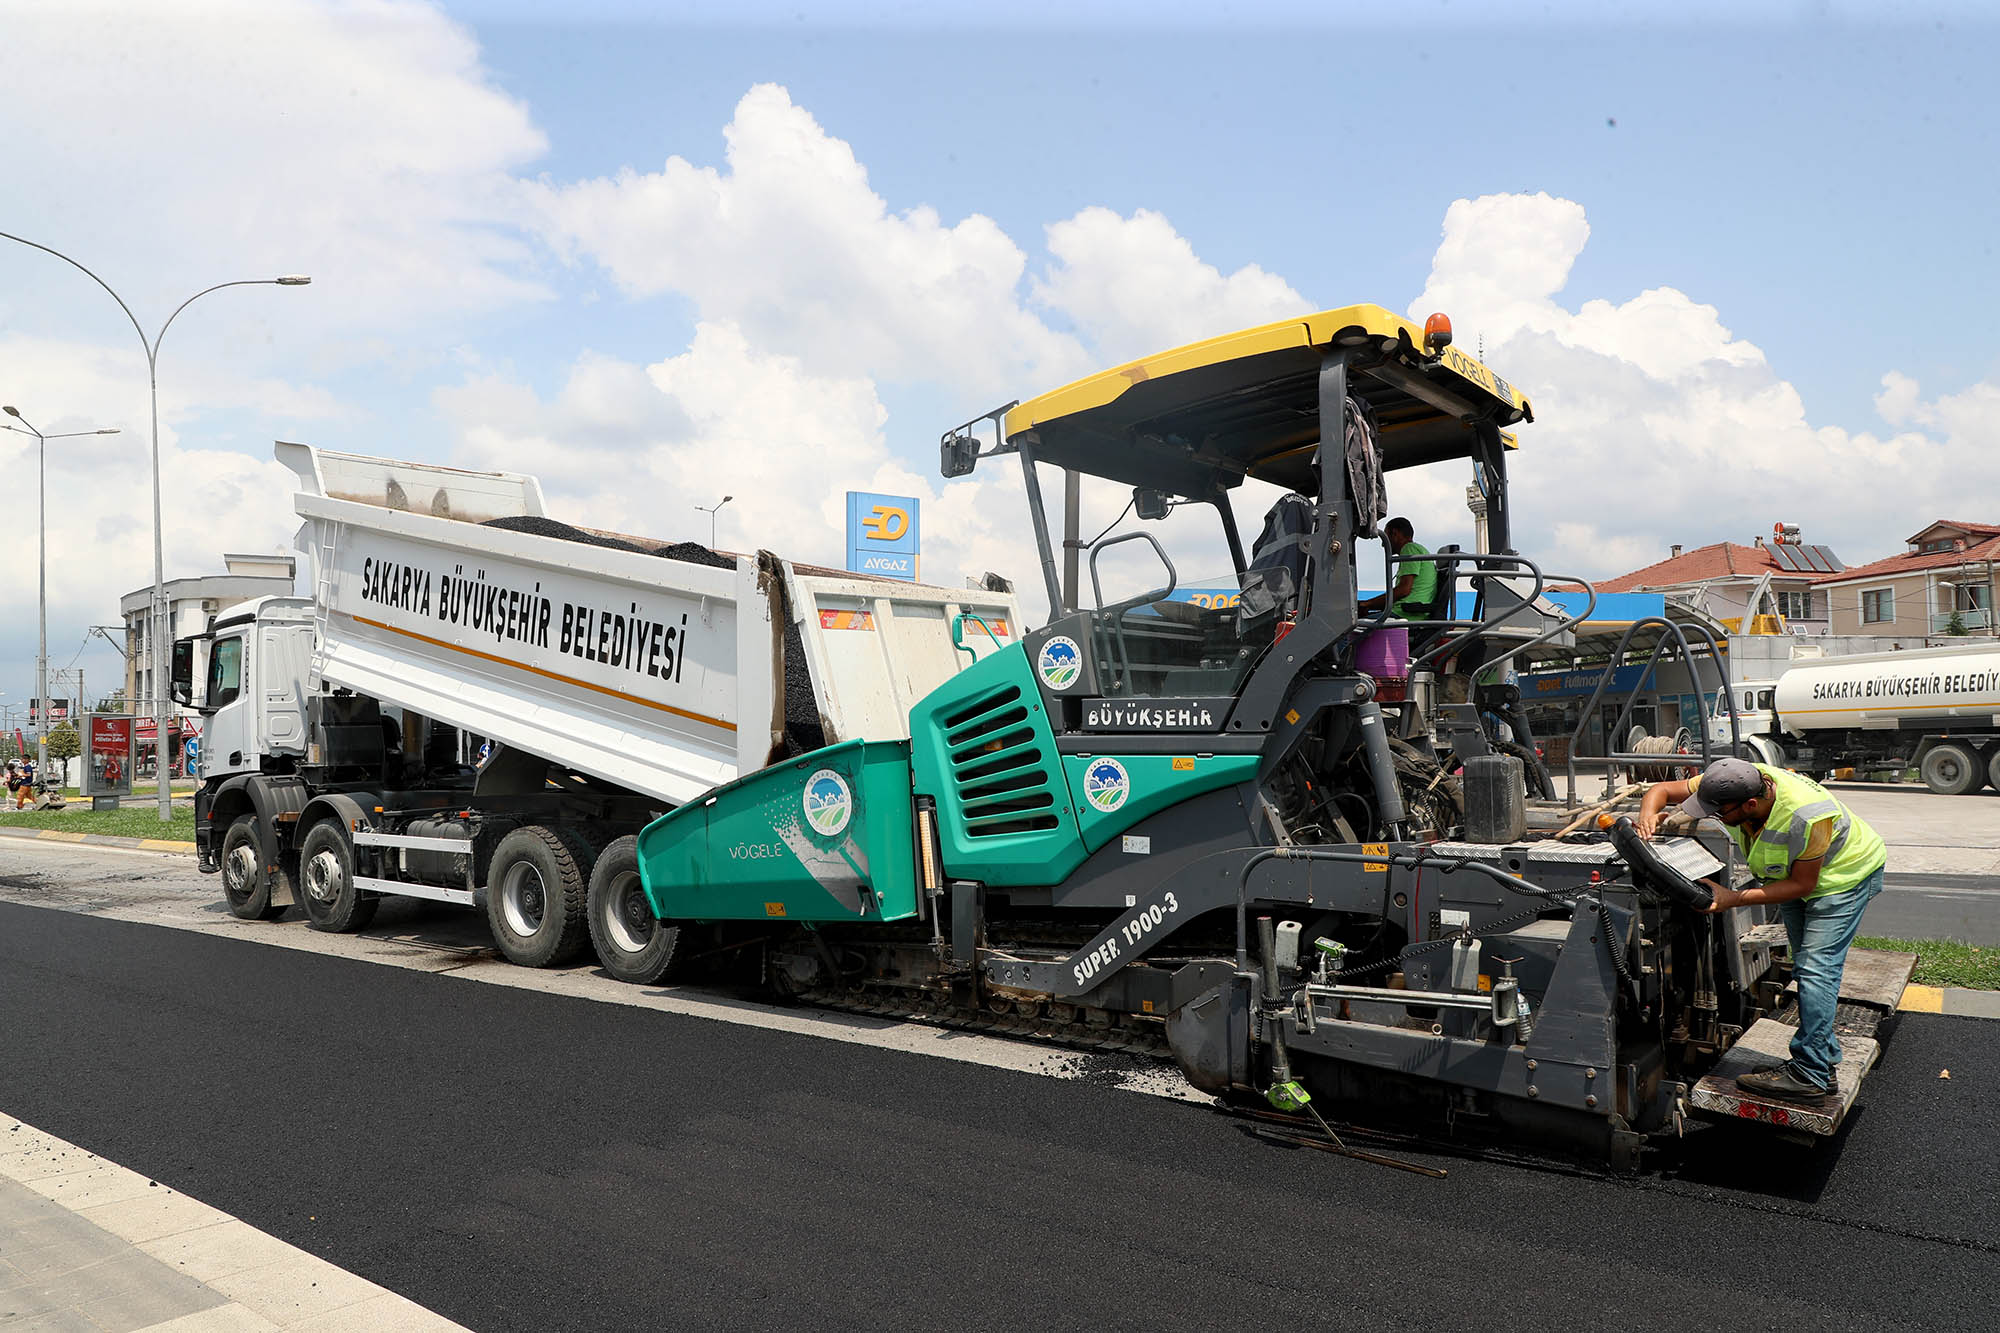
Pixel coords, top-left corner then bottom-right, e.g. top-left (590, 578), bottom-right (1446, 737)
top-left (1778, 866), bottom-right (1885, 1089)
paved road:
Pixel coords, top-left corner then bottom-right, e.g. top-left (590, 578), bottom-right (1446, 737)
top-left (1868, 873), bottom-right (2000, 945)
top-left (1832, 781), bottom-right (2000, 877)
top-left (3, 864), bottom-right (1998, 1330)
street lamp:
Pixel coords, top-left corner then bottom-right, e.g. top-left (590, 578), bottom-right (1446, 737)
top-left (1, 410), bottom-right (119, 789)
top-left (0, 229), bottom-right (309, 821)
top-left (695, 494), bottom-right (733, 549)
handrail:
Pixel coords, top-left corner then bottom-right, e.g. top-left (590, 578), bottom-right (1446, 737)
top-left (1087, 530), bottom-right (1178, 690)
top-left (1349, 549), bottom-right (1556, 675)
top-left (1561, 615), bottom-right (1740, 804)
top-left (950, 611), bottom-right (1004, 666)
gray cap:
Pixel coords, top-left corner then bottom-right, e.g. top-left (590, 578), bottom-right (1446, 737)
top-left (1680, 756), bottom-right (1765, 818)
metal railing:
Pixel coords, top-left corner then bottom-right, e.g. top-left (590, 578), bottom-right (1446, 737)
top-left (1562, 616), bottom-right (1743, 805)
top-left (1931, 608), bottom-right (1993, 633)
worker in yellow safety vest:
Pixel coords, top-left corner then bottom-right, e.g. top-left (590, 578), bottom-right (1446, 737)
top-left (1636, 756), bottom-right (1887, 1104)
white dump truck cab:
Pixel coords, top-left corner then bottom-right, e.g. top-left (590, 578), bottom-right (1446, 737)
top-left (171, 596), bottom-right (316, 780)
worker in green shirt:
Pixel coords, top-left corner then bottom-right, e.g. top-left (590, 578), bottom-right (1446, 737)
top-left (1359, 517), bottom-right (1437, 619)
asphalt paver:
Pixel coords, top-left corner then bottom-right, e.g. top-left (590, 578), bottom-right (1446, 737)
top-left (4, 900), bottom-right (1996, 1332)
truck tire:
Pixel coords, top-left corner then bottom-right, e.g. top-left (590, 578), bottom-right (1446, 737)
top-left (1989, 747), bottom-right (2000, 796)
top-left (298, 820), bottom-right (380, 933)
top-left (1920, 742), bottom-right (1985, 796)
top-left (587, 835), bottom-right (680, 984)
top-left (220, 815), bottom-right (288, 921)
top-left (486, 825), bottom-right (592, 967)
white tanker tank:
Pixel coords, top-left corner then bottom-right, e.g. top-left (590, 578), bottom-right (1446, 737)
top-left (1747, 642), bottom-right (2000, 794)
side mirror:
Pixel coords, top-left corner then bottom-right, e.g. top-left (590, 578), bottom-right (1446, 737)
top-left (940, 433), bottom-right (979, 479)
top-left (1134, 488), bottom-right (1170, 521)
top-left (170, 639), bottom-right (196, 708)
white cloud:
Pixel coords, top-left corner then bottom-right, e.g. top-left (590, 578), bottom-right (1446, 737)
top-left (1034, 207), bottom-right (1311, 366)
top-left (1, 0), bottom-right (549, 332)
top-left (437, 324), bottom-right (1048, 594)
top-left (1406, 191), bottom-right (1984, 579)
top-left (0, 0), bottom-right (556, 704)
top-left (523, 83), bottom-right (1087, 399)
top-left (0, 335), bottom-right (301, 686)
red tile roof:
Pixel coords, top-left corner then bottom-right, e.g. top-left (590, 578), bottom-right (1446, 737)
top-left (1814, 534), bottom-right (2000, 585)
top-left (1596, 542), bottom-right (1784, 593)
top-left (1904, 520), bottom-right (2000, 543)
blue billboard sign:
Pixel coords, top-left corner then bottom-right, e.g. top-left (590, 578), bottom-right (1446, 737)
top-left (846, 491), bottom-right (920, 582)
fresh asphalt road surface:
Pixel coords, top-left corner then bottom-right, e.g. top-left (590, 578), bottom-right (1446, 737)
top-left (3, 861), bottom-right (1999, 1330)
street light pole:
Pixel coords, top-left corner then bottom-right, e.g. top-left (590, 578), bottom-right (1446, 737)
top-left (1, 412), bottom-right (119, 790)
top-left (0, 229), bottom-right (308, 821)
top-left (695, 494), bottom-right (733, 549)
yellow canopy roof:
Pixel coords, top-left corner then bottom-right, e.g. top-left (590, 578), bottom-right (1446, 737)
top-left (1002, 303), bottom-right (1531, 496)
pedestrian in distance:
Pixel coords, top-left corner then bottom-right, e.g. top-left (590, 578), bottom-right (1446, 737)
top-left (1634, 756), bottom-right (1887, 1105)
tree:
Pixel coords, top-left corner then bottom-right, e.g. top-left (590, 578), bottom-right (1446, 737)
top-left (44, 721), bottom-right (81, 763)
top-left (1946, 611), bottom-right (1970, 636)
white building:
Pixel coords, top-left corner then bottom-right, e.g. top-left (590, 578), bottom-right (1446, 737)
top-left (119, 554), bottom-right (296, 766)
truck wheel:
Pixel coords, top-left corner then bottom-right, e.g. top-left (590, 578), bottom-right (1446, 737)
top-left (1919, 742), bottom-right (1985, 796)
top-left (220, 815), bottom-right (287, 921)
top-left (1988, 747), bottom-right (2000, 795)
top-left (299, 820), bottom-right (380, 933)
top-left (587, 835), bottom-right (680, 984)
top-left (486, 825), bottom-right (592, 967)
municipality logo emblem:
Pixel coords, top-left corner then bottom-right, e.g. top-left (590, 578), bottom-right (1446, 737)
top-left (803, 769), bottom-right (853, 837)
top-left (1083, 758), bottom-right (1130, 813)
top-left (1038, 636), bottom-right (1081, 691)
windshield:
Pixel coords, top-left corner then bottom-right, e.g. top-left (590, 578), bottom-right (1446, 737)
top-left (1076, 480), bottom-right (1289, 700)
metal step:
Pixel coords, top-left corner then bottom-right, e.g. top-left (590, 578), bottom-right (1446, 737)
top-left (1689, 1017), bottom-right (1877, 1136)
top-left (1738, 922), bottom-right (1789, 949)
top-left (1780, 946), bottom-right (1918, 1012)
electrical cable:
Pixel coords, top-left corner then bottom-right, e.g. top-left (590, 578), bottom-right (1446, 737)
top-left (1083, 495), bottom-right (1136, 550)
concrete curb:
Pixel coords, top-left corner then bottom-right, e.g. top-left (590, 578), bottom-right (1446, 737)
top-left (1899, 983), bottom-right (2000, 1019)
top-left (1, 1114), bottom-right (468, 1330)
top-left (0, 825), bottom-right (195, 854)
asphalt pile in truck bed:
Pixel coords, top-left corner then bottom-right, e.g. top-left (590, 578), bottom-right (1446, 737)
top-left (482, 516), bottom-right (826, 756)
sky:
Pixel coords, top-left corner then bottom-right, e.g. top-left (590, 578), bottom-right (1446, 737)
top-left (2, 0), bottom-right (1997, 720)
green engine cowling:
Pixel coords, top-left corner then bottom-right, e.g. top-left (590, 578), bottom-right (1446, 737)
top-left (910, 643), bottom-right (1259, 884)
top-left (634, 738), bottom-right (920, 924)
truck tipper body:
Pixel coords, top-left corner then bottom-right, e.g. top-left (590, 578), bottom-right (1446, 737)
top-left (180, 442), bottom-right (1020, 966)
top-left (1708, 640), bottom-right (2000, 794)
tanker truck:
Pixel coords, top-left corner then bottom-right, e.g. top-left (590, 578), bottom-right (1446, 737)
top-left (1708, 641), bottom-right (2000, 794)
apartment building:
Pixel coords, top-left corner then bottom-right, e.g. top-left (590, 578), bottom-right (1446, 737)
top-left (1814, 520), bottom-right (2000, 638)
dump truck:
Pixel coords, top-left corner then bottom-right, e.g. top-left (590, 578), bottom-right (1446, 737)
top-left (183, 305), bottom-right (1913, 1167)
top-left (175, 442), bottom-right (1021, 969)
top-left (1709, 641), bottom-right (2000, 793)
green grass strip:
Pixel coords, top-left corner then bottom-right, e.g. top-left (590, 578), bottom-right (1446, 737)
top-left (1856, 935), bottom-right (2000, 991)
top-left (0, 804), bottom-right (198, 841)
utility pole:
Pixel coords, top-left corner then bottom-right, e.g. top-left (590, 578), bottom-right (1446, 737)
top-left (0, 230), bottom-right (309, 822)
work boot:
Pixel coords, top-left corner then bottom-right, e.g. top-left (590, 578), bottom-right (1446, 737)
top-left (1737, 1062), bottom-right (1832, 1103)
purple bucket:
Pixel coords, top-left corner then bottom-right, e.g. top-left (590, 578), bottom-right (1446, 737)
top-left (1353, 625), bottom-right (1410, 679)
